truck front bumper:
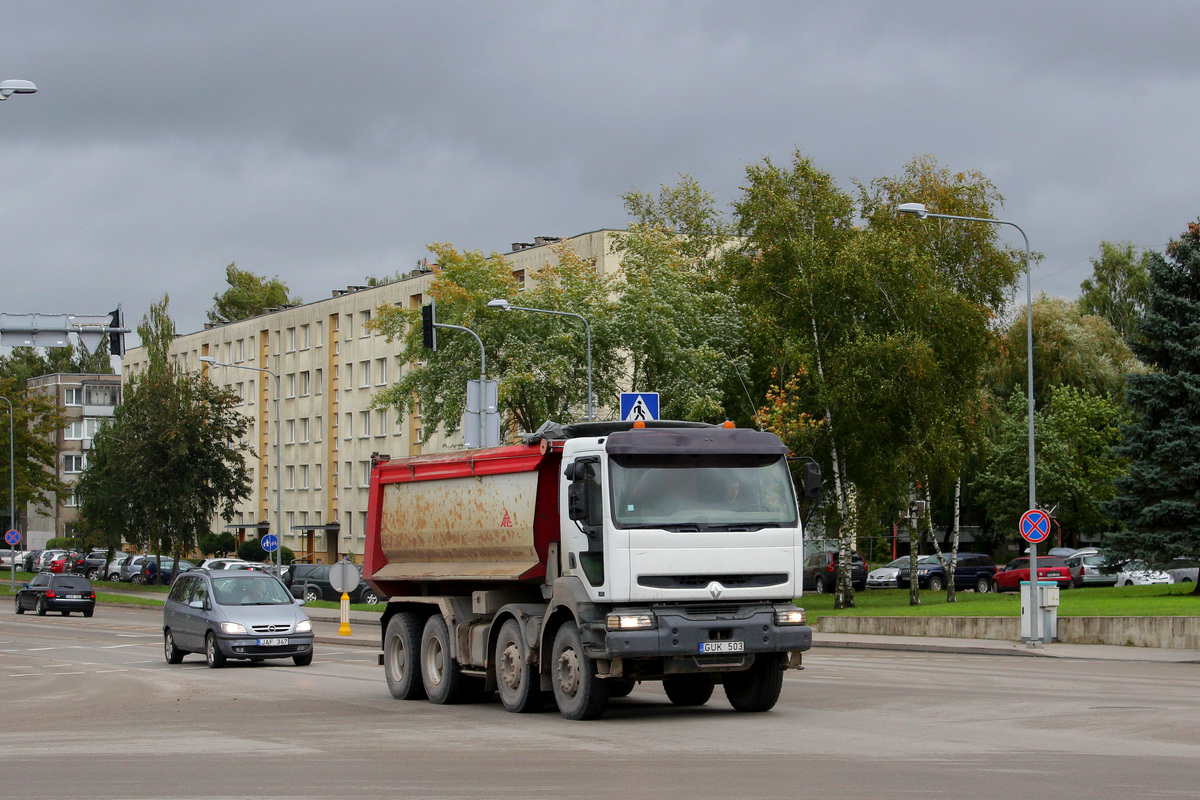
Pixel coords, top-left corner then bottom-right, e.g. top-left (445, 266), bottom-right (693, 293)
top-left (600, 605), bottom-right (811, 661)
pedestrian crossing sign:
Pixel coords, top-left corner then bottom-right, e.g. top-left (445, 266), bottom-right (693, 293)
top-left (620, 392), bottom-right (659, 422)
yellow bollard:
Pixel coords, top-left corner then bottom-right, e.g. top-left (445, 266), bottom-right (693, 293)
top-left (338, 592), bottom-right (352, 636)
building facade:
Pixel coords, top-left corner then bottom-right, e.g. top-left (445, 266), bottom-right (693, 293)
top-left (25, 372), bottom-right (123, 548)
top-left (120, 231), bottom-right (623, 563)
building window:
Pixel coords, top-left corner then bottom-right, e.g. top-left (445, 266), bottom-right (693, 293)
top-left (64, 489), bottom-right (79, 508)
top-left (64, 388), bottom-right (83, 406)
top-left (63, 454), bottom-right (86, 473)
top-left (344, 363), bottom-right (353, 389)
top-left (299, 371), bottom-right (310, 396)
top-left (299, 464), bottom-right (309, 490)
top-left (315, 369), bottom-right (324, 395)
top-left (315, 321), bottom-right (323, 348)
top-left (84, 385), bottom-right (119, 406)
top-left (299, 417), bottom-right (310, 443)
top-left (360, 310), bottom-right (371, 337)
top-left (343, 413), bottom-right (353, 439)
top-left (360, 410), bottom-right (371, 438)
top-left (286, 419), bottom-right (296, 444)
top-left (344, 313), bottom-right (354, 341)
top-left (236, 339), bottom-right (245, 361)
top-left (286, 373), bottom-right (296, 398)
top-left (514, 269), bottom-right (526, 291)
top-left (375, 409), bottom-right (388, 437)
top-left (360, 460), bottom-right (371, 487)
top-left (359, 511), bottom-right (368, 538)
top-left (65, 418), bottom-right (103, 440)
top-left (376, 357), bottom-right (387, 385)
top-left (315, 463), bottom-right (323, 490)
top-left (300, 324), bottom-right (310, 350)
top-left (360, 360), bottom-right (370, 388)
top-left (314, 416), bottom-right (322, 442)
top-left (286, 465), bottom-right (295, 490)
top-left (343, 461), bottom-right (353, 489)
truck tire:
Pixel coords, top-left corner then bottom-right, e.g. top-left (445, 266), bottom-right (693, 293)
top-left (421, 614), bottom-right (471, 704)
top-left (384, 613), bottom-right (426, 700)
top-left (495, 619), bottom-right (544, 713)
top-left (663, 674), bottom-right (715, 706)
top-left (723, 656), bottom-right (784, 712)
top-left (551, 622), bottom-right (610, 721)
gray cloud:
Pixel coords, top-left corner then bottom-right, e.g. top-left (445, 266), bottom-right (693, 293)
top-left (3, 1), bottom-right (1197, 342)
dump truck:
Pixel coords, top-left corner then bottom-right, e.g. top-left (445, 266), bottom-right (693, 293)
top-left (364, 420), bottom-right (820, 720)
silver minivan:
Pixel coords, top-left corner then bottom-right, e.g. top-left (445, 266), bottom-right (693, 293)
top-left (162, 570), bottom-right (314, 667)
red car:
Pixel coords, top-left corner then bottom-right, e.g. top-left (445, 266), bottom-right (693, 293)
top-left (47, 551), bottom-right (86, 574)
top-left (992, 555), bottom-right (1072, 592)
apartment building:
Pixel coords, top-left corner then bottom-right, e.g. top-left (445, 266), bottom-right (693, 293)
top-left (25, 372), bottom-right (123, 548)
top-left (120, 231), bottom-right (624, 564)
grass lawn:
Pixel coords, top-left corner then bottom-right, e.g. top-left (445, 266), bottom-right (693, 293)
top-left (800, 584), bottom-right (1200, 617)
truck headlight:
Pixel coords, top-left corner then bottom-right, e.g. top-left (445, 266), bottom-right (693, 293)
top-left (774, 606), bottom-right (807, 625)
top-left (606, 613), bottom-right (656, 631)
top-left (219, 622), bottom-right (247, 634)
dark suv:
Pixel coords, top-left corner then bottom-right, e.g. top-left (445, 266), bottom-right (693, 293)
top-left (285, 563), bottom-right (380, 605)
top-left (896, 552), bottom-right (998, 593)
top-left (802, 551), bottom-right (867, 593)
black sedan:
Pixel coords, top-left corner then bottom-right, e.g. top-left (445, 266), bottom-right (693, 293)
top-left (15, 573), bottom-right (96, 617)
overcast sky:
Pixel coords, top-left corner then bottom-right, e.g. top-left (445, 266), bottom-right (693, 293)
top-left (3, 1), bottom-right (1198, 348)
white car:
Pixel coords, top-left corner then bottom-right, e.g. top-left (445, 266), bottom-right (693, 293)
top-left (1115, 561), bottom-right (1171, 587)
top-left (866, 557), bottom-right (910, 589)
top-left (1165, 558), bottom-right (1199, 585)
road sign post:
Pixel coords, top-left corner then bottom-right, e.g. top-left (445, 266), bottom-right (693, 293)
top-left (329, 560), bottom-right (360, 637)
top-left (1018, 509), bottom-right (1051, 644)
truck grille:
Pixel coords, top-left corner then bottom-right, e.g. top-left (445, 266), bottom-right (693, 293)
top-left (638, 573), bottom-right (788, 590)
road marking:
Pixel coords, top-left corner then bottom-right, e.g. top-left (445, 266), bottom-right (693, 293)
top-left (9, 673), bottom-right (40, 678)
top-left (53, 671), bottom-right (86, 675)
top-left (93, 669), bottom-right (128, 674)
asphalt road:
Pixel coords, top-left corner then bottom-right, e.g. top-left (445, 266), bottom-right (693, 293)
top-left (2, 603), bottom-right (1199, 800)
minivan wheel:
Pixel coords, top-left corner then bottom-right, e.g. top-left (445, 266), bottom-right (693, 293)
top-left (205, 632), bottom-right (226, 668)
top-left (164, 630), bottom-right (185, 664)
top-left (975, 576), bottom-right (991, 593)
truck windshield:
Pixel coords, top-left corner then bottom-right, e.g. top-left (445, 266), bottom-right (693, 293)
top-left (609, 455), bottom-right (798, 530)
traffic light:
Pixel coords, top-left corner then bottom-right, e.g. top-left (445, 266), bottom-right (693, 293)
top-left (108, 307), bottom-right (124, 356)
top-left (421, 302), bottom-right (437, 351)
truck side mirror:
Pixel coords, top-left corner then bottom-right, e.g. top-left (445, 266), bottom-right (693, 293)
top-left (802, 461), bottom-right (822, 500)
top-left (567, 482), bottom-right (588, 521)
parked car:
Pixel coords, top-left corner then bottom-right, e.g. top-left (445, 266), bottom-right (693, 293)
top-left (134, 557), bottom-right (196, 585)
top-left (105, 553), bottom-right (131, 581)
top-left (47, 551), bottom-right (86, 574)
top-left (194, 558), bottom-right (256, 571)
top-left (1047, 547), bottom-right (1078, 559)
top-left (802, 551), bottom-right (867, 593)
top-left (1066, 552), bottom-right (1117, 588)
top-left (992, 556), bottom-right (1072, 592)
top-left (21, 549), bottom-right (43, 572)
top-left (285, 562), bottom-right (381, 604)
top-left (866, 557), bottom-right (910, 589)
top-left (35, 549), bottom-right (68, 571)
top-left (14, 573), bottom-right (96, 617)
top-left (896, 552), bottom-right (998, 593)
top-left (1115, 561), bottom-right (1171, 587)
top-left (162, 569), bottom-right (313, 667)
top-left (83, 549), bottom-right (110, 580)
top-left (1165, 557), bottom-right (1199, 585)
top-left (0, 549), bottom-right (23, 568)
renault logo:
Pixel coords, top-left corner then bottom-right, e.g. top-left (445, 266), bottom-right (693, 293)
top-left (707, 581), bottom-right (723, 600)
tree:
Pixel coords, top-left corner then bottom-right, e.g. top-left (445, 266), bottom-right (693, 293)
top-left (77, 295), bottom-right (252, 582)
top-left (198, 532), bottom-right (237, 557)
top-left (207, 263), bottom-right (302, 324)
top-left (1103, 221), bottom-right (1200, 591)
top-left (1078, 241), bottom-right (1153, 343)
top-left (370, 242), bottom-right (620, 438)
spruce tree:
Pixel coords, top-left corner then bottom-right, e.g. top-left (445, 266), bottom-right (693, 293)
top-left (1103, 221), bottom-right (1200, 588)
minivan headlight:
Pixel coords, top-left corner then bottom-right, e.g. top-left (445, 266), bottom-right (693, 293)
top-left (295, 619), bottom-right (312, 633)
top-left (219, 621), bottom-right (247, 635)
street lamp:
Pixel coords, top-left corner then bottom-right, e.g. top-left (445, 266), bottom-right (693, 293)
top-left (199, 356), bottom-right (282, 572)
top-left (0, 79), bottom-right (37, 100)
top-left (487, 299), bottom-right (594, 421)
top-left (0, 396), bottom-right (14, 588)
top-left (897, 201), bottom-right (1041, 643)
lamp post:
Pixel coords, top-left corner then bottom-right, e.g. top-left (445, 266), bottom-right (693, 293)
top-left (0, 79), bottom-right (37, 101)
top-left (1, 396), bottom-right (14, 588)
top-left (897, 202), bottom-right (1041, 644)
top-left (487, 299), bottom-right (594, 421)
top-left (199, 357), bottom-right (282, 573)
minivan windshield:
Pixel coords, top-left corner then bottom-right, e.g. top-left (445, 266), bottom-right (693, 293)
top-left (211, 576), bottom-right (292, 606)
top-left (609, 454), bottom-right (798, 530)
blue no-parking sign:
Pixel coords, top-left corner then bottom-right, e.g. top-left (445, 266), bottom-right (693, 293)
top-left (1019, 509), bottom-right (1051, 544)
top-left (4, 530), bottom-right (19, 546)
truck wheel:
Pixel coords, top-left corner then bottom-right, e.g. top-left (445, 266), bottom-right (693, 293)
top-left (663, 674), bottom-right (715, 706)
top-left (421, 614), bottom-right (470, 704)
top-left (607, 678), bottom-right (636, 698)
top-left (384, 613), bottom-right (426, 700)
top-left (723, 656), bottom-right (784, 712)
top-left (928, 575), bottom-right (945, 592)
top-left (495, 619), bottom-right (543, 713)
top-left (551, 622), bottom-right (609, 721)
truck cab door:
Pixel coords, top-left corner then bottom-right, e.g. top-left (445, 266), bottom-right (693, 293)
top-left (565, 457), bottom-right (605, 587)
